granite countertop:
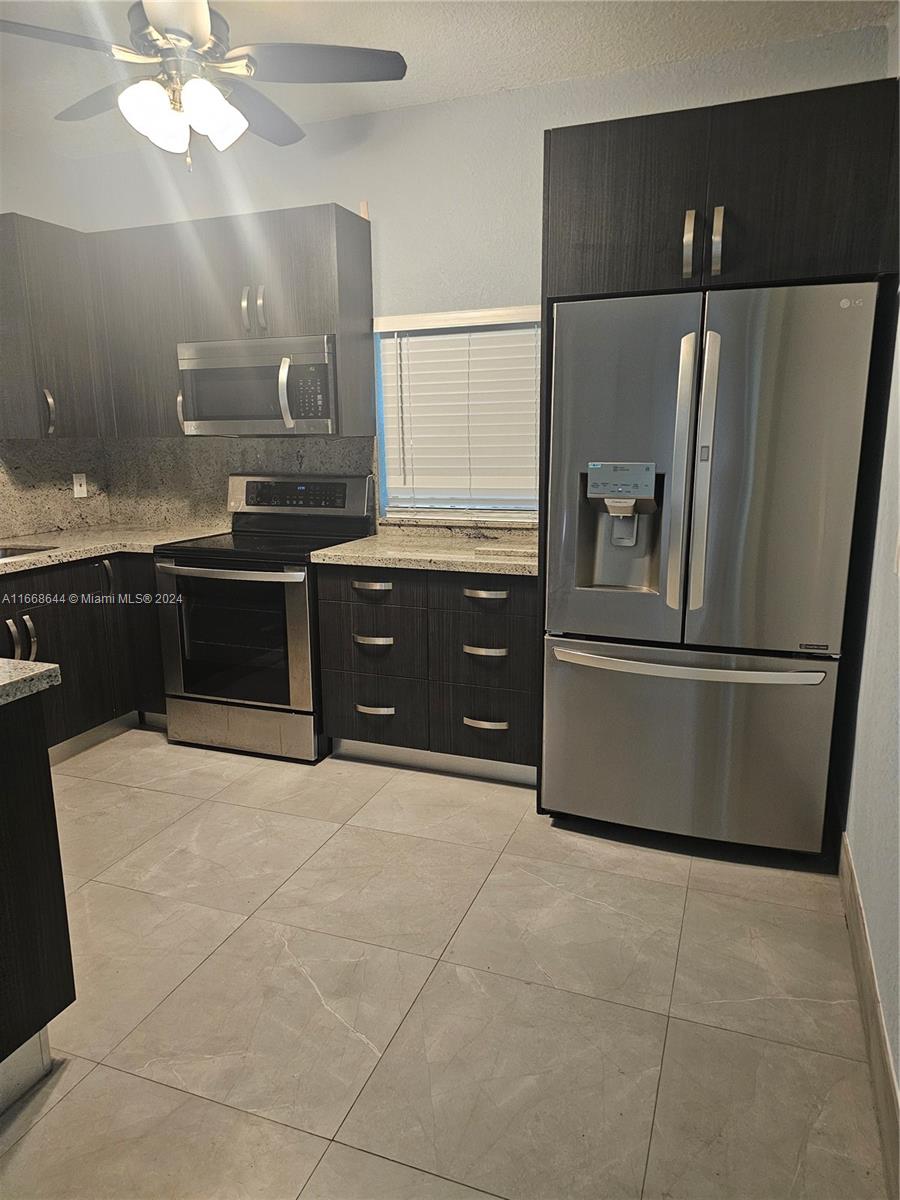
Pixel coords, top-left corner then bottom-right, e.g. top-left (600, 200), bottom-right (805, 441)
top-left (310, 525), bottom-right (539, 575)
top-left (0, 525), bottom-right (228, 576)
top-left (0, 660), bottom-right (61, 707)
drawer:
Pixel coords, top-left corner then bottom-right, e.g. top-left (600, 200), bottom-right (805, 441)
top-left (316, 565), bottom-right (427, 608)
top-left (427, 571), bottom-right (538, 617)
top-left (428, 610), bottom-right (539, 691)
top-left (319, 602), bottom-right (427, 679)
top-left (321, 670), bottom-right (429, 750)
top-left (429, 682), bottom-right (538, 766)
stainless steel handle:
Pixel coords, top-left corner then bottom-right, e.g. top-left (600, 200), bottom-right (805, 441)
top-left (463, 717), bottom-right (510, 730)
top-left (710, 205), bottom-right (724, 276)
top-left (552, 646), bottom-right (825, 686)
top-left (352, 580), bottom-right (393, 592)
top-left (463, 588), bottom-right (508, 600)
top-left (666, 331), bottom-right (697, 609)
top-left (5, 618), bottom-right (21, 661)
top-left (22, 613), bottom-right (38, 661)
top-left (682, 209), bottom-right (695, 279)
top-left (175, 389), bottom-right (185, 433)
top-left (101, 558), bottom-right (114, 594)
top-left (156, 563), bottom-right (307, 584)
top-left (277, 356), bottom-right (295, 430)
top-left (462, 644), bottom-right (508, 657)
top-left (43, 389), bottom-right (56, 435)
top-left (688, 330), bottom-right (721, 611)
top-left (355, 704), bottom-right (395, 716)
top-left (240, 285), bottom-right (251, 331)
top-left (353, 634), bottom-right (395, 646)
top-left (256, 284), bottom-right (267, 331)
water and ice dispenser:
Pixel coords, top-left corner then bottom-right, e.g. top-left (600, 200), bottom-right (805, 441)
top-left (576, 461), bottom-right (662, 592)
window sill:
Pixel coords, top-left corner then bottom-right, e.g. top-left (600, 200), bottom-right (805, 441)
top-left (380, 511), bottom-right (539, 530)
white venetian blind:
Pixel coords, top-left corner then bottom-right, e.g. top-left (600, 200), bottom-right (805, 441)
top-left (378, 324), bottom-right (540, 511)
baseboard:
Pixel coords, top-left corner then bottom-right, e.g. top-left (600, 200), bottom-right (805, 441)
top-left (333, 739), bottom-right (537, 787)
top-left (840, 833), bottom-right (899, 1200)
top-left (48, 711), bottom-right (165, 766)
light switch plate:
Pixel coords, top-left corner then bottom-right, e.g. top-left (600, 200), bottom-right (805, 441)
top-left (72, 473), bottom-right (87, 498)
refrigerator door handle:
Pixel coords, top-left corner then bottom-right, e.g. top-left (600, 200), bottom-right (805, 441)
top-left (552, 646), bottom-right (825, 685)
top-left (688, 329), bottom-right (721, 611)
top-left (665, 331), bottom-right (697, 609)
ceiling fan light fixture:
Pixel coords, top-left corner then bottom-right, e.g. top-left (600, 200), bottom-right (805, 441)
top-left (117, 78), bottom-right (189, 153)
top-left (181, 75), bottom-right (248, 150)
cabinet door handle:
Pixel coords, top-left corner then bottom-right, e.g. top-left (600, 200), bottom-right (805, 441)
top-left (22, 613), bottom-right (38, 661)
top-left (43, 389), bottom-right (56, 435)
top-left (356, 704), bottom-right (396, 716)
top-left (102, 558), bottom-right (114, 594)
top-left (176, 390), bottom-right (186, 433)
top-left (240, 285), bottom-right (252, 331)
top-left (462, 644), bottom-right (508, 657)
top-left (710, 205), bottom-right (725, 276)
top-left (463, 588), bottom-right (508, 600)
top-left (256, 284), bottom-right (268, 331)
top-left (353, 634), bottom-right (395, 646)
top-left (682, 209), bottom-right (695, 279)
top-left (352, 580), bottom-right (393, 592)
top-left (463, 716), bottom-right (509, 731)
top-left (5, 618), bottom-right (22, 660)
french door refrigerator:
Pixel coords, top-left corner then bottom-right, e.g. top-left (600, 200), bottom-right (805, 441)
top-left (542, 282), bottom-right (877, 852)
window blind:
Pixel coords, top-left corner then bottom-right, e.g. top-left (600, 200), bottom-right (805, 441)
top-left (378, 324), bottom-right (540, 511)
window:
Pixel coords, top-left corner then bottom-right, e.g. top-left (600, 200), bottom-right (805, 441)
top-left (376, 311), bottom-right (540, 516)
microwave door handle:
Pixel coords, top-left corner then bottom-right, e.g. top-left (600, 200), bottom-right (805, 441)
top-left (175, 389), bottom-right (185, 433)
top-left (278, 357), bottom-right (296, 430)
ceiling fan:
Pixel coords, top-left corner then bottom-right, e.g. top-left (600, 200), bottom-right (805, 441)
top-left (0, 0), bottom-right (407, 153)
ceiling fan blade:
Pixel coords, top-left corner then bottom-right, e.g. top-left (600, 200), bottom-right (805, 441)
top-left (0, 18), bottom-right (159, 63)
top-left (141, 0), bottom-right (211, 50)
top-left (222, 42), bottom-right (407, 85)
top-left (224, 79), bottom-right (305, 146)
top-left (55, 81), bottom-right (142, 122)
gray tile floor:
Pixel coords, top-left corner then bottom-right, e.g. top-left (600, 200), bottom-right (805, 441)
top-left (0, 728), bottom-right (887, 1200)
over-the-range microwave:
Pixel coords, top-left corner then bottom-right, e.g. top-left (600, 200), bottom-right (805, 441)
top-left (176, 334), bottom-right (339, 436)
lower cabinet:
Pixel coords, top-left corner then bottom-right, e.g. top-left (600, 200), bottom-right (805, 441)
top-left (108, 554), bottom-right (167, 716)
top-left (318, 565), bottom-right (540, 765)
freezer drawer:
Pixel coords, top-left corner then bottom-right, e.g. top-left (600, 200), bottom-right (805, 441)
top-left (541, 636), bottom-right (837, 851)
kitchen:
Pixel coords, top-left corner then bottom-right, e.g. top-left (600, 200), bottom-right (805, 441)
top-left (0, 3), bottom-right (898, 1198)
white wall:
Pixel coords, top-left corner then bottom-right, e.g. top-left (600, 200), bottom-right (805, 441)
top-left (0, 27), bottom-right (888, 315)
top-left (847, 327), bottom-right (900, 1076)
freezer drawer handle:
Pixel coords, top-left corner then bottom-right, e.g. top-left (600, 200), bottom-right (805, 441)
top-left (463, 717), bottom-right (510, 730)
top-left (666, 331), bottom-right (697, 609)
top-left (552, 647), bottom-right (825, 686)
top-left (352, 580), bottom-right (393, 592)
top-left (353, 634), bottom-right (395, 646)
top-left (157, 563), bottom-right (307, 584)
top-left (463, 588), bottom-right (508, 600)
top-left (463, 644), bottom-right (508, 657)
top-left (356, 704), bottom-right (395, 716)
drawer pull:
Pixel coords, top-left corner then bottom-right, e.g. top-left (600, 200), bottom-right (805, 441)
top-left (353, 634), bottom-right (395, 646)
top-left (352, 580), bottom-right (393, 592)
top-left (462, 644), bottom-right (508, 657)
top-left (463, 588), bottom-right (508, 600)
top-left (356, 703), bottom-right (396, 716)
top-left (463, 717), bottom-right (510, 731)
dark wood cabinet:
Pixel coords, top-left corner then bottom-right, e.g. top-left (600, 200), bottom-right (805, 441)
top-left (317, 565), bottom-right (428, 607)
top-left (319, 601), bottom-right (427, 679)
top-left (428, 610), bottom-right (539, 692)
top-left (429, 682), bottom-right (538, 766)
top-left (0, 213), bottom-right (112, 438)
top-left (427, 571), bottom-right (539, 617)
top-left (321, 670), bottom-right (429, 749)
top-left (115, 554), bottom-right (167, 715)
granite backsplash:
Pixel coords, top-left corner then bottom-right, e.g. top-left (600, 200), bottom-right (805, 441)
top-left (0, 436), bottom-right (375, 538)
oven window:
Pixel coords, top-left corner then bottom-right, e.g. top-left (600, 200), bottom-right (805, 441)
top-left (178, 574), bottom-right (290, 706)
top-left (188, 365), bottom-right (283, 422)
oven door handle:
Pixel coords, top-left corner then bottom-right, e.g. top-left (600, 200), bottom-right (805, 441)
top-left (156, 563), bottom-right (307, 584)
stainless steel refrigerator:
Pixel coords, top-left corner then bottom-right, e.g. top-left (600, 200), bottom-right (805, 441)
top-left (542, 282), bottom-right (877, 852)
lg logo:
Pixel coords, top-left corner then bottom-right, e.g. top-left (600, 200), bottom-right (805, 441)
top-left (840, 298), bottom-right (864, 309)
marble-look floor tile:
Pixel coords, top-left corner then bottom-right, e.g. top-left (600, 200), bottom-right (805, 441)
top-left (106, 919), bottom-right (433, 1138)
top-left (302, 1144), bottom-right (489, 1199)
top-left (444, 854), bottom-right (684, 1012)
top-left (506, 810), bottom-right (691, 885)
top-left (99, 801), bottom-right (338, 915)
top-left (50, 882), bottom-right (241, 1061)
top-left (54, 728), bottom-right (259, 799)
top-left (671, 891), bottom-right (865, 1059)
top-left (62, 875), bottom-right (87, 896)
top-left (0, 1055), bottom-right (95, 1157)
top-left (0, 1065), bottom-right (326, 1199)
top-left (52, 775), bottom-right (201, 879)
top-left (349, 769), bottom-right (533, 851)
top-left (259, 826), bottom-right (496, 957)
top-left (214, 756), bottom-right (399, 824)
top-left (339, 963), bottom-right (666, 1200)
top-left (643, 1020), bottom-right (886, 1199)
top-left (689, 856), bottom-right (844, 914)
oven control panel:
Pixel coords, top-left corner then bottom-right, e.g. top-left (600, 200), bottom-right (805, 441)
top-left (245, 480), bottom-right (348, 509)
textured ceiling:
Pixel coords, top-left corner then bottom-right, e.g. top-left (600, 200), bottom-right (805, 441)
top-left (0, 0), bottom-right (893, 157)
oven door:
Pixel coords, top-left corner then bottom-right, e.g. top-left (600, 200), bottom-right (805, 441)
top-left (177, 338), bottom-right (336, 436)
top-left (155, 560), bottom-right (312, 711)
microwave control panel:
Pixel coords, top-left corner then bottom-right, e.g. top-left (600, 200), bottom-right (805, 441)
top-left (289, 362), bottom-right (332, 420)
top-left (245, 480), bottom-right (347, 509)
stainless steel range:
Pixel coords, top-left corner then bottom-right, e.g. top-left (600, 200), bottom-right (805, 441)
top-left (154, 474), bottom-right (374, 760)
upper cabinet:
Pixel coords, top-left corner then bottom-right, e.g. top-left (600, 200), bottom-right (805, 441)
top-left (544, 79), bottom-right (899, 299)
top-left (0, 213), bottom-right (112, 438)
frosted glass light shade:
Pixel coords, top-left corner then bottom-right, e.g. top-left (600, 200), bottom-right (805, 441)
top-left (117, 80), bottom-right (190, 154)
top-left (181, 77), bottom-right (249, 151)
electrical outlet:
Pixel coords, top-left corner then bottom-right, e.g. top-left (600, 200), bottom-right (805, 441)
top-left (72, 473), bottom-right (88, 498)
